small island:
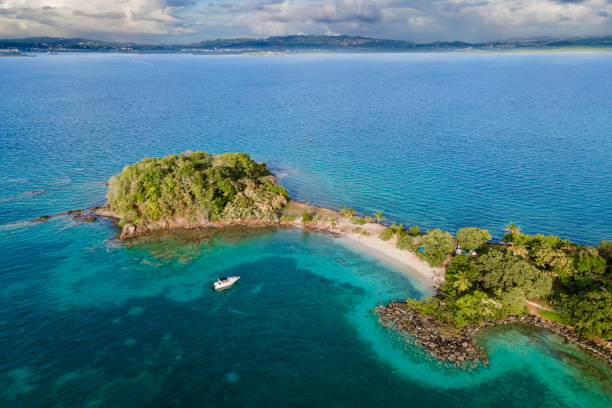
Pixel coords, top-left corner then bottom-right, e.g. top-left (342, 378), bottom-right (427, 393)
top-left (99, 151), bottom-right (290, 238)
top-left (38, 151), bottom-right (612, 366)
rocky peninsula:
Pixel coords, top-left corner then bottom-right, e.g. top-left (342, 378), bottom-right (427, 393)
top-left (375, 301), bottom-right (612, 366)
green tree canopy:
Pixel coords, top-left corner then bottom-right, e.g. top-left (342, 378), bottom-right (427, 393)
top-left (573, 247), bottom-right (606, 275)
top-left (417, 229), bottom-right (456, 266)
top-left (452, 291), bottom-right (500, 327)
top-left (339, 206), bottom-right (356, 217)
top-left (408, 225), bottom-right (420, 236)
top-left (560, 291), bottom-right (612, 340)
top-left (456, 227), bottom-right (491, 251)
top-left (474, 249), bottom-right (552, 299)
top-left (373, 211), bottom-right (385, 224)
top-left (597, 240), bottom-right (612, 274)
top-left (596, 240), bottom-right (612, 263)
top-left (442, 255), bottom-right (477, 297)
top-left (107, 151), bottom-right (289, 226)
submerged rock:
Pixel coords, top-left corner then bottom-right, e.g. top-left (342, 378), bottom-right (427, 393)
top-left (31, 215), bottom-right (51, 222)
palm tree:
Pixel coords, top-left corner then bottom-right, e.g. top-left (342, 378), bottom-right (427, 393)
top-left (452, 272), bottom-right (472, 293)
top-left (373, 211), bottom-right (386, 224)
top-left (340, 206), bottom-right (356, 218)
top-left (504, 222), bottom-right (520, 236)
top-left (503, 222), bottom-right (521, 243)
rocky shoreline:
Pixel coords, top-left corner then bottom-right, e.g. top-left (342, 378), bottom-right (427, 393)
top-left (375, 301), bottom-right (612, 366)
top-left (96, 207), bottom-right (314, 240)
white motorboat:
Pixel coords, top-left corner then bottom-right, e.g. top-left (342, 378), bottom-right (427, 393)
top-left (212, 276), bottom-right (240, 291)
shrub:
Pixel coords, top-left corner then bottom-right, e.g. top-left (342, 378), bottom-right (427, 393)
top-left (264, 182), bottom-right (290, 200)
top-left (380, 227), bottom-right (395, 241)
top-left (280, 214), bottom-right (297, 221)
top-left (416, 229), bottom-right (456, 266)
top-left (474, 249), bottom-right (552, 299)
top-left (408, 225), bottom-right (420, 236)
top-left (456, 227), bottom-right (491, 251)
top-left (396, 235), bottom-right (416, 251)
top-left (339, 206), bottom-right (356, 217)
top-left (351, 217), bottom-right (366, 225)
top-left (560, 290), bottom-right (611, 340)
top-left (301, 212), bottom-right (312, 222)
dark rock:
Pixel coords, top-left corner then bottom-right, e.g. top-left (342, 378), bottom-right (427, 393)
top-left (32, 215), bottom-right (51, 222)
top-left (374, 301), bottom-right (612, 367)
top-left (120, 224), bottom-right (137, 240)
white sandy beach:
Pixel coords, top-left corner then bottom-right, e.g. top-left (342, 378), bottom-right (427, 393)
top-left (280, 201), bottom-right (444, 294)
top-left (96, 200), bottom-right (445, 292)
top-left (338, 232), bottom-right (442, 295)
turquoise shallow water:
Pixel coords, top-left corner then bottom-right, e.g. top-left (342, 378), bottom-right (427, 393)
top-left (0, 53), bottom-right (611, 406)
top-left (0, 222), bottom-right (610, 407)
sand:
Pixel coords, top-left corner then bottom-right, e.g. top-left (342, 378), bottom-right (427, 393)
top-left (338, 232), bottom-right (443, 295)
top-left (282, 201), bottom-right (444, 294)
top-left (94, 200), bottom-right (445, 292)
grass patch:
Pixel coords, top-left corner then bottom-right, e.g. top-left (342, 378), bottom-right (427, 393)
top-left (538, 310), bottom-right (568, 325)
top-left (351, 217), bottom-right (366, 225)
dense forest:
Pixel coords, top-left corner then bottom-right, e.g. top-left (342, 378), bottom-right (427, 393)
top-left (380, 223), bottom-right (612, 340)
top-left (107, 151), bottom-right (289, 226)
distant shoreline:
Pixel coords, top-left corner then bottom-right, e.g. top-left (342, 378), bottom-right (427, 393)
top-left (5, 47), bottom-right (612, 57)
top-left (4, 34), bottom-right (612, 55)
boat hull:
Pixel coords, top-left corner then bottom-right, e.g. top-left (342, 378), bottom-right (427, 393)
top-left (212, 276), bottom-right (240, 291)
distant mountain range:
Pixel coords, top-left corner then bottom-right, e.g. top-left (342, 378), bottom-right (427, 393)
top-left (2, 35), bottom-right (612, 54)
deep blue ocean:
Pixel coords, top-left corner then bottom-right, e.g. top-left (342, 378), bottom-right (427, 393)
top-left (0, 53), bottom-right (611, 407)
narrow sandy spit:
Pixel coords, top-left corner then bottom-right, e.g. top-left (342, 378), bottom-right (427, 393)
top-left (279, 201), bottom-right (445, 294)
top-left (337, 232), bottom-right (442, 295)
top-left (93, 200), bottom-right (445, 293)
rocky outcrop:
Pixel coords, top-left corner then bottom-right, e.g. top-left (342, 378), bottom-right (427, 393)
top-left (115, 214), bottom-right (283, 240)
top-left (375, 301), bottom-right (612, 366)
top-left (30, 207), bottom-right (102, 224)
top-left (375, 302), bottom-right (488, 366)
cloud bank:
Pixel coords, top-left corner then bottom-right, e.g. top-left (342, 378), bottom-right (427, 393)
top-left (0, 0), bottom-right (611, 42)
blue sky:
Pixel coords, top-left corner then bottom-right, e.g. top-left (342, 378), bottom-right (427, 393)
top-left (0, 1), bottom-right (611, 42)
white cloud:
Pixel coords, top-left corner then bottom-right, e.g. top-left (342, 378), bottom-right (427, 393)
top-left (0, 0), bottom-right (611, 41)
top-left (0, 0), bottom-right (194, 39)
top-left (200, 0), bottom-right (612, 41)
